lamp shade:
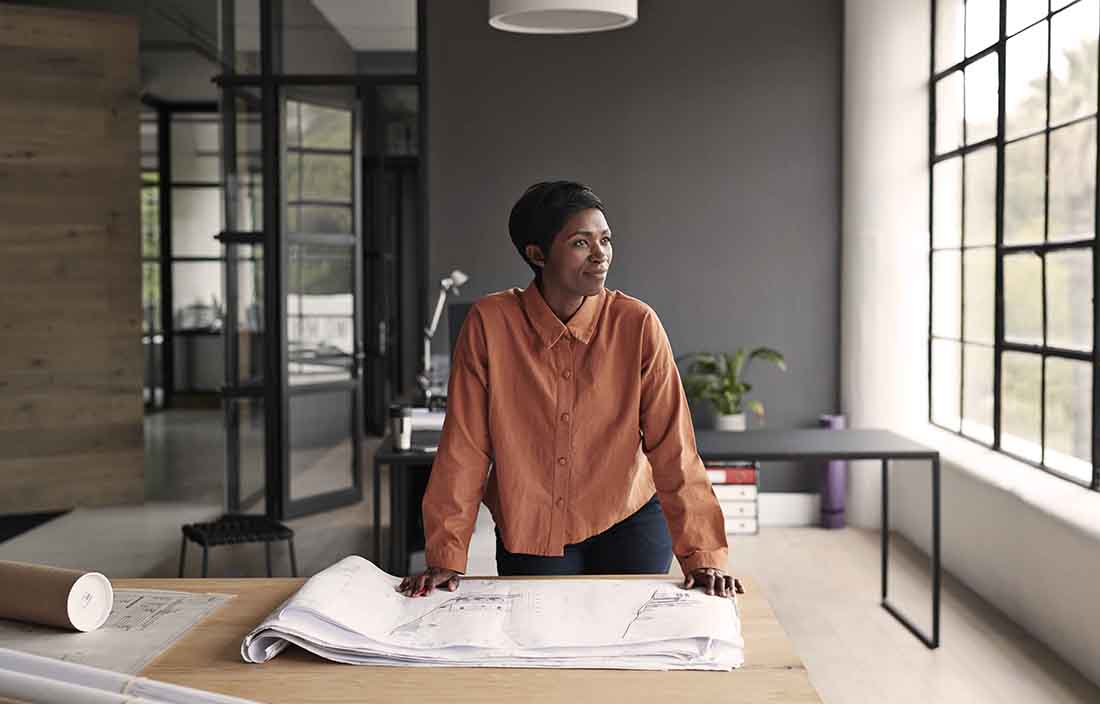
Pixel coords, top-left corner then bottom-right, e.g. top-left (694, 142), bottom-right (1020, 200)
top-left (489, 0), bottom-right (637, 34)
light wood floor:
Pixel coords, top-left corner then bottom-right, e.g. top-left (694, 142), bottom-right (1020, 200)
top-left (725, 526), bottom-right (1100, 704)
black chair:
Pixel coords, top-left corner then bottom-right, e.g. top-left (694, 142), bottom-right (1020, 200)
top-left (179, 514), bottom-right (298, 578)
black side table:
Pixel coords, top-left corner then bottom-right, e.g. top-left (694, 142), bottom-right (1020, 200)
top-left (372, 430), bottom-right (440, 575)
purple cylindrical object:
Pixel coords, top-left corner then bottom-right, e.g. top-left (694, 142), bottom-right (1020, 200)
top-left (819, 414), bottom-right (847, 529)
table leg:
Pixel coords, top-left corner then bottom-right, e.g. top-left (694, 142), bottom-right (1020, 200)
top-left (881, 458), bottom-right (888, 601)
top-left (389, 465), bottom-right (406, 576)
top-left (880, 454), bottom-right (941, 649)
top-left (373, 458), bottom-right (382, 568)
top-left (932, 455), bottom-right (941, 646)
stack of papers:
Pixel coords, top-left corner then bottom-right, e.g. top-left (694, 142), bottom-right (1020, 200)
top-left (409, 407), bottom-right (445, 431)
top-left (241, 556), bottom-right (744, 670)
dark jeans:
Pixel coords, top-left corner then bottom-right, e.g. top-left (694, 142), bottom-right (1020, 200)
top-left (495, 494), bottom-right (673, 576)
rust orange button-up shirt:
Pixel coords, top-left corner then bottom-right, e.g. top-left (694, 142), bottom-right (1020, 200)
top-left (422, 281), bottom-right (728, 575)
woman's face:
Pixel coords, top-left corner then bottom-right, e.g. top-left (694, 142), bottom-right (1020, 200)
top-left (530, 208), bottom-right (613, 298)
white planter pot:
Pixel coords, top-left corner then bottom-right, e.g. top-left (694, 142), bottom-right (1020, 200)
top-left (715, 413), bottom-right (747, 431)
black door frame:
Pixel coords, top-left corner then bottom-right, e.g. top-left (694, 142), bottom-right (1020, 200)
top-left (215, 0), bottom-right (426, 520)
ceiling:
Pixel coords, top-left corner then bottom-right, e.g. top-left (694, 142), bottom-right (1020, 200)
top-left (310, 0), bottom-right (417, 51)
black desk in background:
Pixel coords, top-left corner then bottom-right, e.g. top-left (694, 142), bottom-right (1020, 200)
top-left (372, 430), bottom-right (441, 578)
top-left (371, 427), bottom-right (941, 649)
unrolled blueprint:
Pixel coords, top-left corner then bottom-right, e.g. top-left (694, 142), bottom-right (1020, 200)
top-left (0, 590), bottom-right (232, 674)
top-left (242, 556), bottom-right (744, 670)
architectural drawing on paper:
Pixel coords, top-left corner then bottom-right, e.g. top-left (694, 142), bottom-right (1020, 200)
top-left (389, 592), bottom-right (520, 640)
top-left (621, 587), bottom-right (695, 639)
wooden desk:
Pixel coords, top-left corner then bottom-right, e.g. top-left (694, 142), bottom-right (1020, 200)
top-left (118, 577), bottom-right (822, 704)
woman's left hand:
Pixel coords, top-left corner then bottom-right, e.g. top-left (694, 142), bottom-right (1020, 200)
top-left (684, 567), bottom-right (743, 597)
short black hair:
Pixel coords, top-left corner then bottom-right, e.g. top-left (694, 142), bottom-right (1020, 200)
top-left (508, 181), bottom-right (606, 278)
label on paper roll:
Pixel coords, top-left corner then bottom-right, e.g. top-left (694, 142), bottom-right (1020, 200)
top-left (66, 572), bottom-right (113, 632)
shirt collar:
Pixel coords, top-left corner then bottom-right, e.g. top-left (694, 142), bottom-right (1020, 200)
top-left (520, 279), bottom-right (605, 348)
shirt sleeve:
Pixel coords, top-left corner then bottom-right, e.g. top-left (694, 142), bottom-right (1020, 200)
top-left (421, 305), bottom-right (493, 574)
top-left (639, 309), bottom-right (729, 575)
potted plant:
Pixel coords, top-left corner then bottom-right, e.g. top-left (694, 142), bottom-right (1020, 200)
top-left (678, 347), bottom-right (787, 431)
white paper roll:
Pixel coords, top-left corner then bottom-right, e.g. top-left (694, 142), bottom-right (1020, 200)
top-left (0, 561), bottom-right (113, 632)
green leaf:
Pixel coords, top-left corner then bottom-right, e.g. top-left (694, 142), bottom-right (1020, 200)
top-left (729, 349), bottom-right (748, 384)
top-left (748, 347), bottom-right (787, 372)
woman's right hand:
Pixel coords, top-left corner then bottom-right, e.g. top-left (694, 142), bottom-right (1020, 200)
top-left (396, 566), bottom-right (460, 597)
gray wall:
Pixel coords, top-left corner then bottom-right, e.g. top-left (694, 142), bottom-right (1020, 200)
top-left (427, 0), bottom-right (841, 492)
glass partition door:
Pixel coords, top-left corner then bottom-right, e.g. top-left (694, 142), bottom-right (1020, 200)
top-left (283, 88), bottom-right (363, 516)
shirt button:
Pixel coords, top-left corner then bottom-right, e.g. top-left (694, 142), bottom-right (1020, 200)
top-left (561, 412), bottom-right (570, 423)
top-left (562, 369), bottom-right (572, 379)
top-left (557, 457), bottom-right (568, 465)
top-left (556, 497), bottom-right (564, 508)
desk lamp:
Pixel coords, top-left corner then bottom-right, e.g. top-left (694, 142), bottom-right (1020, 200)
top-left (418, 269), bottom-right (469, 408)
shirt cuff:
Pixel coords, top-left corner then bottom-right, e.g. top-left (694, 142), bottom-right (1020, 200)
top-left (677, 547), bottom-right (729, 575)
top-left (425, 547), bottom-right (469, 575)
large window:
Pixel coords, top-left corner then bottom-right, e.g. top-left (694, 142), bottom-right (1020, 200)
top-left (931, 0), bottom-right (1098, 488)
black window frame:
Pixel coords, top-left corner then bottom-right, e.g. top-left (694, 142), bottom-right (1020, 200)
top-left (929, 0), bottom-right (1100, 491)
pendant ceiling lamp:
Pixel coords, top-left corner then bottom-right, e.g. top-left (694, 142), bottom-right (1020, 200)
top-left (489, 0), bottom-right (637, 34)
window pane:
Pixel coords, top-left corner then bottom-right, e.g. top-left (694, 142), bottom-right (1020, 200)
top-left (965, 54), bottom-right (999, 144)
top-left (936, 0), bottom-right (965, 71)
top-left (287, 245), bottom-right (354, 384)
top-left (380, 85), bottom-right (419, 156)
top-left (937, 72), bottom-right (965, 155)
top-left (933, 250), bottom-right (962, 338)
top-left (1004, 134), bottom-right (1046, 244)
top-left (1050, 0), bottom-right (1099, 126)
top-left (934, 157), bottom-right (963, 248)
top-left (1005, 252), bottom-right (1044, 344)
top-left (1047, 248), bottom-right (1094, 350)
top-left (172, 261), bottom-right (223, 330)
top-left (297, 205), bottom-right (353, 234)
top-left (965, 146), bottom-right (996, 245)
top-left (171, 117), bottom-right (221, 184)
top-left (142, 262), bottom-right (160, 334)
top-left (287, 152), bottom-right (301, 201)
top-left (226, 92), bottom-right (262, 232)
top-left (171, 187), bottom-right (223, 258)
top-left (962, 343), bottom-right (995, 444)
top-left (1006, 21), bottom-right (1048, 140)
top-left (233, 248), bottom-right (264, 386)
top-left (966, 0), bottom-right (1001, 57)
top-left (301, 103), bottom-right (353, 150)
top-left (1045, 357), bottom-right (1093, 481)
top-left (301, 153), bottom-right (352, 202)
top-left (289, 390), bottom-right (354, 501)
top-left (932, 339), bottom-right (962, 430)
top-left (141, 117), bottom-right (158, 167)
top-left (228, 0), bottom-right (262, 74)
top-left (237, 170), bottom-right (263, 232)
top-left (232, 397), bottom-right (266, 512)
top-left (964, 248), bottom-right (995, 343)
top-left (1049, 120), bottom-right (1096, 241)
top-left (1008, 0), bottom-right (1048, 35)
top-left (141, 185), bottom-right (159, 258)
top-left (1001, 351), bottom-right (1042, 461)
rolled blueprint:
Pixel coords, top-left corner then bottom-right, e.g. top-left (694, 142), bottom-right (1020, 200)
top-left (0, 649), bottom-right (260, 704)
top-left (0, 561), bottom-right (113, 632)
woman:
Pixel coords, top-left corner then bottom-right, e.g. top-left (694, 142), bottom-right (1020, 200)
top-left (398, 181), bottom-right (741, 599)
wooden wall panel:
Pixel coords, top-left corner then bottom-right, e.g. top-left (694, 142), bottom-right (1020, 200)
top-left (0, 3), bottom-right (143, 513)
